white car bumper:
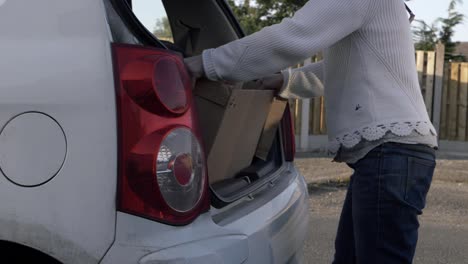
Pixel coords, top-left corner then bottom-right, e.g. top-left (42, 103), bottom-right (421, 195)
top-left (101, 165), bottom-right (310, 264)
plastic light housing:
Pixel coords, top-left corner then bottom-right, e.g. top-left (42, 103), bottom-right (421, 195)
top-left (281, 105), bottom-right (296, 161)
top-left (112, 43), bottom-right (209, 225)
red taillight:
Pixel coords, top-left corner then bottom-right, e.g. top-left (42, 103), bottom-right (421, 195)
top-left (281, 104), bottom-right (295, 161)
top-left (113, 44), bottom-right (209, 225)
top-left (120, 53), bottom-right (190, 115)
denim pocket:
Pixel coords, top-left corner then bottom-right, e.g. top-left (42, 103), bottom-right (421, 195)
top-left (405, 157), bottom-right (436, 213)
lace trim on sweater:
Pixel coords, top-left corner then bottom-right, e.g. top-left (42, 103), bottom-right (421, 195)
top-left (328, 121), bottom-right (436, 154)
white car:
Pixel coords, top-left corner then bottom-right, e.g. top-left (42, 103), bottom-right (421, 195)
top-left (0, 0), bottom-right (310, 263)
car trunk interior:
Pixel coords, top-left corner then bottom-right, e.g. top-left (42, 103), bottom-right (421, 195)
top-left (168, 0), bottom-right (287, 206)
top-left (108, 0), bottom-right (286, 207)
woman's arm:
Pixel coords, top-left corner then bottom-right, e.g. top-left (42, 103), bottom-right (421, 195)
top-left (253, 61), bottom-right (324, 99)
top-left (201, 0), bottom-right (372, 82)
top-left (278, 61), bottom-right (324, 99)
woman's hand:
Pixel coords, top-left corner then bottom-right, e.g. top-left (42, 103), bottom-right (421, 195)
top-left (184, 55), bottom-right (205, 80)
top-left (256, 73), bottom-right (284, 93)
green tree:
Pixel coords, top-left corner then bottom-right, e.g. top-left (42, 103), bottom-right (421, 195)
top-left (152, 17), bottom-right (173, 40)
top-left (228, 0), bottom-right (307, 35)
top-left (255, 0), bottom-right (308, 25)
top-left (413, 20), bottom-right (438, 51)
top-left (413, 0), bottom-right (465, 61)
top-left (228, 0), bottom-right (263, 34)
top-left (439, 0), bottom-right (465, 60)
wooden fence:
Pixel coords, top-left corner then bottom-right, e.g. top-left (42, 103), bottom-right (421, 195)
top-left (289, 55), bottom-right (327, 145)
top-left (440, 62), bottom-right (468, 141)
top-left (291, 43), bottom-right (468, 150)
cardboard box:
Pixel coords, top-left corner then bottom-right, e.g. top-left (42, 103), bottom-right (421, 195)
top-left (255, 98), bottom-right (288, 160)
top-left (242, 80), bottom-right (288, 160)
top-left (194, 79), bottom-right (278, 184)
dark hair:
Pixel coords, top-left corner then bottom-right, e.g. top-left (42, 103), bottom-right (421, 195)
top-left (405, 3), bottom-right (415, 23)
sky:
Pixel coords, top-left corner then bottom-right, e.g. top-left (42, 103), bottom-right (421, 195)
top-left (407, 0), bottom-right (468, 41)
top-left (132, 0), bottom-right (166, 32)
top-left (133, 0), bottom-right (468, 42)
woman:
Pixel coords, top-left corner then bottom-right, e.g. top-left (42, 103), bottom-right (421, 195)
top-left (185, 0), bottom-right (437, 263)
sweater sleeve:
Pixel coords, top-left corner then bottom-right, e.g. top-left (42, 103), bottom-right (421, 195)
top-left (278, 61), bottom-right (324, 99)
top-left (202, 0), bottom-right (371, 82)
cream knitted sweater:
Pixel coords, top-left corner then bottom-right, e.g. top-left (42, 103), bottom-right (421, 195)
top-left (202, 0), bottom-right (437, 153)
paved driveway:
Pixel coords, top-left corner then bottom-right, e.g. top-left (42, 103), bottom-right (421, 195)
top-left (297, 158), bottom-right (468, 264)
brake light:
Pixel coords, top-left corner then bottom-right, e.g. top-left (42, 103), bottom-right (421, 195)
top-left (113, 44), bottom-right (209, 225)
top-left (281, 105), bottom-right (295, 161)
top-left (120, 53), bottom-right (190, 114)
top-left (156, 128), bottom-right (205, 212)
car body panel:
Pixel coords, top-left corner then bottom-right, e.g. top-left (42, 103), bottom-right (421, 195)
top-left (0, 1), bottom-right (310, 263)
top-left (102, 165), bottom-right (309, 264)
top-left (0, 0), bottom-right (117, 262)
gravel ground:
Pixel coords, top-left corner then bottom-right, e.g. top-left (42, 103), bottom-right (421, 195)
top-left (296, 158), bottom-right (468, 264)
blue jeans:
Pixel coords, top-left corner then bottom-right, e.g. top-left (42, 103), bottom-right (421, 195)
top-left (333, 143), bottom-right (436, 264)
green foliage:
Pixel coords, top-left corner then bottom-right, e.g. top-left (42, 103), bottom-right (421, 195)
top-left (439, 0), bottom-right (465, 59)
top-left (255, 0), bottom-right (308, 25)
top-left (228, 0), bottom-right (263, 35)
top-left (227, 0), bottom-right (307, 35)
top-left (413, 0), bottom-right (465, 61)
top-left (152, 17), bottom-right (173, 40)
top-left (413, 20), bottom-right (438, 51)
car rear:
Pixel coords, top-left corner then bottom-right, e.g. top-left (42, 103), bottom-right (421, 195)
top-left (101, 0), bottom-right (310, 263)
top-left (0, 0), bottom-right (310, 263)
top-left (102, 164), bottom-right (309, 264)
